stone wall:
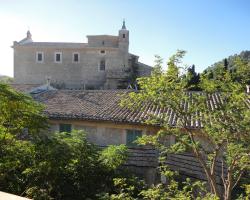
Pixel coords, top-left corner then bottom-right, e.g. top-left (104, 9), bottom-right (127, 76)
top-left (49, 119), bottom-right (158, 145)
top-left (49, 119), bottom-right (159, 185)
top-left (49, 119), bottom-right (222, 187)
top-left (87, 35), bottom-right (119, 48)
top-left (14, 45), bottom-right (127, 89)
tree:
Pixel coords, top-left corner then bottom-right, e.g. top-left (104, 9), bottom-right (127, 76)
top-left (0, 83), bottom-right (130, 199)
top-left (185, 64), bottom-right (201, 91)
top-left (0, 83), bottom-right (47, 137)
top-left (0, 83), bottom-right (47, 196)
top-left (223, 59), bottom-right (229, 70)
top-left (117, 56), bottom-right (139, 89)
top-left (24, 131), bottom-right (116, 199)
top-left (0, 76), bottom-right (13, 84)
top-left (100, 175), bottom-right (218, 200)
top-left (122, 51), bottom-right (250, 199)
top-left (203, 50), bottom-right (250, 85)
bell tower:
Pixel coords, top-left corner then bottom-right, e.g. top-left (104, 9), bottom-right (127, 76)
top-left (118, 20), bottom-right (129, 53)
top-left (118, 20), bottom-right (129, 69)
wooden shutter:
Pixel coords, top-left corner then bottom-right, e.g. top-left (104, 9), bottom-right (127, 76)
top-left (59, 124), bottom-right (72, 133)
top-left (126, 130), bottom-right (142, 146)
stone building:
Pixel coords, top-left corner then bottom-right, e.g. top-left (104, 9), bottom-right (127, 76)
top-left (12, 21), bottom-right (151, 89)
top-left (12, 84), bottom-right (235, 186)
top-left (11, 22), bottom-right (236, 188)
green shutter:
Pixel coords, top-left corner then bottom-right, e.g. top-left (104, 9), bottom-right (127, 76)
top-left (126, 130), bottom-right (142, 146)
top-left (59, 124), bottom-right (72, 133)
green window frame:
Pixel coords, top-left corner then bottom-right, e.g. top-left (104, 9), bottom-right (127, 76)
top-left (59, 124), bottom-right (72, 133)
top-left (126, 129), bottom-right (142, 146)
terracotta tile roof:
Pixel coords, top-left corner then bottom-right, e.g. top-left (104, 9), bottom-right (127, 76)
top-left (125, 148), bottom-right (225, 184)
top-left (33, 89), bottom-right (153, 124)
top-left (10, 84), bottom-right (250, 127)
top-left (166, 153), bottom-right (226, 185)
top-left (125, 147), bottom-right (158, 168)
top-left (32, 89), bottom-right (250, 127)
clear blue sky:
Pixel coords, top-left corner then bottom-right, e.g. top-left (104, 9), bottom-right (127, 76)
top-left (0, 0), bottom-right (250, 76)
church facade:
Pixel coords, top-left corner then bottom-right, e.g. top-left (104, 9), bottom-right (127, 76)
top-left (12, 22), bottom-right (151, 89)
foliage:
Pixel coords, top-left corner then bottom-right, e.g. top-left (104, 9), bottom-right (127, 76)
top-left (0, 136), bottom-right (35, 195)
top-left (122, 51), bottom-right (250, 199)
top-left (203, 50), bottom-right (250, 85)
top-left (99, 176), bottom-right (219, 200)
top-left (98, 177), bottom-right (146, 200)
top-left (141, 179), bottom-right (218, 200)
top-left (184, 65), bottom-right (201, 91)
top-left (100, 144), bottom-right (128, 170)
top-left (0, 83), bottom-right (47, 137)
top-left (0, 83), bottom-right (47, 196)
top-left (24, 130), bottom-right (109, 199)
top-left (0, 83), bottom-right (129, 199)
top-left (0, 76), bottom-right (13, 84)
top-left (117, 56), bottom-right (139, 89)
top-left (0, 129), bottom-right (129, 199)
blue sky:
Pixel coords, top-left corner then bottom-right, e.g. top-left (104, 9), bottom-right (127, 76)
top-left (0, 0), bottom-right (250, 76)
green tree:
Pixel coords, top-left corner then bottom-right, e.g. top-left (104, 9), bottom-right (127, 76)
top-left (0, 83), bottom-right (47, 137)
top-left (100, 176), bottom-right (218, 200)
top-left (184, 64), bottom-right (201, 91)
top-left (203, 50), bottom-right (250, 85)
top-left (0, 83), bottom-right (130, 199)
top-left (24, 131), bottom-right (109, 199)
top-left (122, 51), bottom-right (250, 199)
top-left (0, 83), bottom-right (47, 194)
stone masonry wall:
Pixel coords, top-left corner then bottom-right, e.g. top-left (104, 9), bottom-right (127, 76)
top-left (14, 46), bottom-right (127, 89)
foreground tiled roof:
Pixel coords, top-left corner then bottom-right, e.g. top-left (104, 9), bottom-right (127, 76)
top-left (125, 148), bottom-right (225, 184)
top-left (31, 89), bottom-right (250, 127)
top-left (11, 84), bottom-right (250, 127)
top-left (166, 153), bottom-right (225, 185)
top-left (33, 90), bottom-right (155, 125)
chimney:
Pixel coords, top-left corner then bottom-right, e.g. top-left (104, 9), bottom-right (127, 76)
top-left (46, 76), bottom-right (51, 89)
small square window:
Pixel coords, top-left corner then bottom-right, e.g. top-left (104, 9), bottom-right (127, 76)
top-left (36, 52), bottom-right (44, 63)
top-left (123, 34), bottom-right (126, 38)
top-left (56, 54), bottom-right (60, 62)
top-left (126, 130), bottom-right (142, 146)
top-left (100, 50), bottom-right (105, 54)
top-left (59, 124), bottom-right (72, 133)
top-left (99, 60), bottom-right (105, 71)
top-left (73, 52), bottom-right (79, 63)
top-left (37, 53), bottom-right (42, 61)
top-left (54, 52), bottom-right (62, 63)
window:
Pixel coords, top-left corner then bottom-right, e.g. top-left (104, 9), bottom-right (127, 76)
top-left (123, 34), bottom-right (126, 38)
top-left (72, 52), bottom-right (79, 63)
top-left (99, 59), bottom-right (105, 71)
top-left (100, 50), bottom-right (105, 54)
top-left (59, 124), bottom-right (72, 133)
top-left (54, 52), bottom-right (62, 63)
top-left (126, 130), bottom-right (142, 146)
top-left (36, 52), bottom-right (44, 63)
top-left (102, 41), bottom-right (105, 45)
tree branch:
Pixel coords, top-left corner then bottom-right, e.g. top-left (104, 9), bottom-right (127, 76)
top-left (232, 169), bottom-right (245, 189)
